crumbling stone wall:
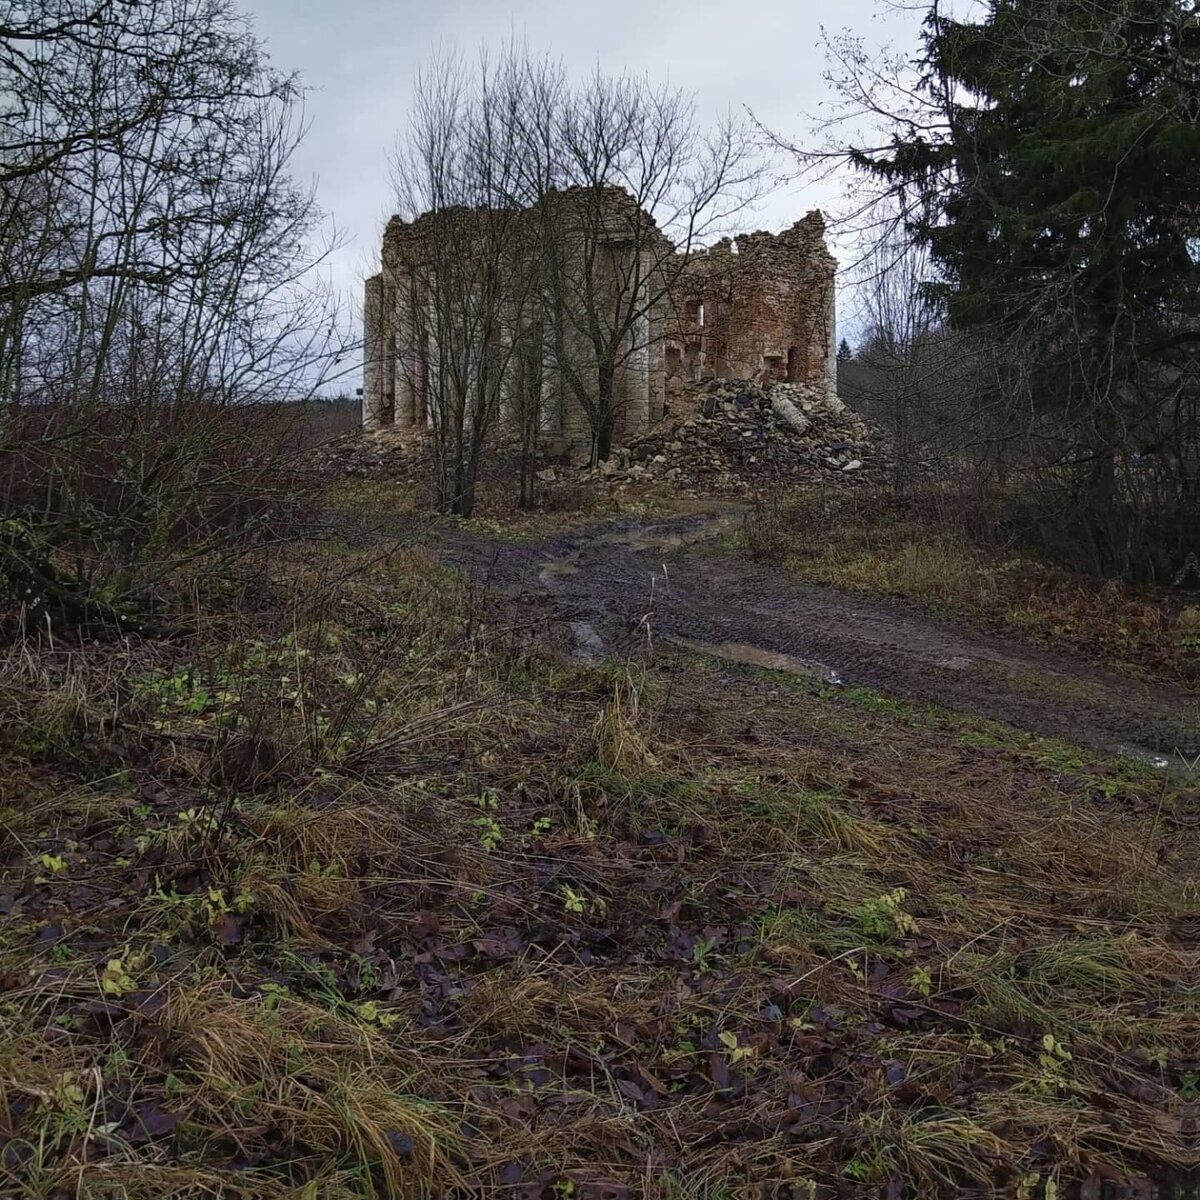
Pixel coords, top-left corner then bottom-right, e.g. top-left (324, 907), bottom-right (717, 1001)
top-left (362, 190), bottom-right (670, 460)
top-left (666, 211), bottom-right (837, 403)
top-left (362, 196), bottom-right (836, 456)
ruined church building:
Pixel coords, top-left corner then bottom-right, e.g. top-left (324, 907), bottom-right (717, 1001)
top-left (362, 191), bottom-right (838, 458)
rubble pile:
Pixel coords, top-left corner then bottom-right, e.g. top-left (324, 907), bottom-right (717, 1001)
top-left (315, 427), bottom-right (430, 479)
top-left (546, 379), bottom-right (889, 495)
top-left (316, 379), bottom-right (892, 497)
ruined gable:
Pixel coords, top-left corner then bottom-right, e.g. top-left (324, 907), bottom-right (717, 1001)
top-left (666, 211), bottom-right (837, 400)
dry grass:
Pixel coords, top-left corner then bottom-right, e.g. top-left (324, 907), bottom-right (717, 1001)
top-left (740, 487), bottom-right (1183, 684)
top-left (0, 500), bottom-right (1185, 1197)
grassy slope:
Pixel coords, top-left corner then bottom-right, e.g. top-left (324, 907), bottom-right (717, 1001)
top-left (0, 518), bottom-right (1183, 1198)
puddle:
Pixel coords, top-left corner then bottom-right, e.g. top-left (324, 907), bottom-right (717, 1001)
top-left (675, 638), bottom-right (842, 685)
top-left (596, 515), bottom-right (738, 555)
top-left (1116, 743), bottom-right (1180, 773)
top-left (538, 555), bottom-right (580, 585)
top-left (569, 621), bottom-right (605, 662)
top-left (536, 516), bottom-right (735, 585)
top-left (936, 655), bottom-right (974, 670)
top-left (599, 529), bottom-right (685, 553)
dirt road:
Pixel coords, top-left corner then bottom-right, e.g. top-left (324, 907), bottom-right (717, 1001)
top-left (444, 512), bottom-right (1195, 765)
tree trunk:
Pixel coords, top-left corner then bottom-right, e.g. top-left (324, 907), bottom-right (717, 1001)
top-left (454, 472), bottom-right (476, 518)
top-left (517, 364), bottom-right (539, 509)
top-left (594, 362), bottom-right (616, 463)
top-left (1084, 417), bottom-right (1120, 575)
top-left (595, 416), bottom-right (614, 464)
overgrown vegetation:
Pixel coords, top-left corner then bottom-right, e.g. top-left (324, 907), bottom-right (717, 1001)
top-left (0, 501), bottom-right (1183, 1196)
top-left (741, 486), bottom-right (1185, 683)
top-left (0, 3), bottom-right (1187, 1196)
top-left (0, 0), bottom-right (345, 631)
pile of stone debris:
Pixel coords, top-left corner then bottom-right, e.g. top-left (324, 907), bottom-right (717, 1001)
top-left (541, 379), bottom-right (890, 495)
top-left (315, 425), bottom-right (428, 480)
top-left (316, 379), bottom-right (891, 496)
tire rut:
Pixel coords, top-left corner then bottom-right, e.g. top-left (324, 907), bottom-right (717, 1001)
top-left (441, 513), bottom-right (1195, 765)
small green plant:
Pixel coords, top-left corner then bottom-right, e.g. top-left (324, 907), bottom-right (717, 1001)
top-left (844, 1149), bottom-right (891, 1184)
top-left (259, 981), bottom-right (291, 1011)
top-left (176, 807), bottom-right (221, 837)
top-left (967, 1032), bottom-right (1011, 1059)
top-left (473, 791), bottom-right (503, 851)
top-left (562, 885), bottom-right (586, 914)
top-left (692, 935), bottom-right (718, 972)
top-left (854, 888), bottom-right (919, 938)
top-left (475, 815), bottom-right (502, 852)
top-left (305, 859), bottom-right (342, 878)
top-left (146, 883), bottom-right (254, 937)
top-left (43, 1071), bottom-right (86, 1113)
top-left (352, 1000), bottom-right (401, 1029)
top-left (1017, 1173), bottom-right (1059, 1200)
top-left (718, 1029), bottom-right (755, 1064)
top-left (138, 665), bottom-right (242, 723)
top-left (1028, 1032), bottom-right (1074, 1095)
top-left (101, 958), bottom-right (137, 997)
top-left (909, 965), bottom-right (934, 996)
top-left (1143, 1044), bottom-right (1169, 1070)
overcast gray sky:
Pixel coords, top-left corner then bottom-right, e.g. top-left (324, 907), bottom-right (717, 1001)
top-left (243, 0), bottom-right (923, 367)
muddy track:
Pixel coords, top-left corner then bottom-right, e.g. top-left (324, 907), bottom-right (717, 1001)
top-left (441, 512), bottom-right (1196, 763)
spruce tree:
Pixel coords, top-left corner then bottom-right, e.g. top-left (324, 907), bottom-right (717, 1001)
top-left (853, 0), bottom-right (1198, 578)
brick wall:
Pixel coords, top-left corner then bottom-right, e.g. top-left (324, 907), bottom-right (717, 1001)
top-left (666, 211), bottom-right (836, 395)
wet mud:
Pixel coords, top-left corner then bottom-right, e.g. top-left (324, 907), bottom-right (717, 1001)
top-left (442, 512), bottom-right (1195, 765)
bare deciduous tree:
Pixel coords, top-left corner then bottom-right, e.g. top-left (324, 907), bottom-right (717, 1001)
top-left (387, 44), bottom-right (766, 499)
top-left (0, 0), bottom-right (345, 629)
top-left (543, 71), bottom-right (763, 463)
top-left (390, 50), bottom-right (545, 517)
top-left (840, 217), bottom-right (1010, 496)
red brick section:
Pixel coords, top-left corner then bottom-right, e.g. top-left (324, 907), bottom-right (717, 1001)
top-left (667, 211), bottom-right (836, 388)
